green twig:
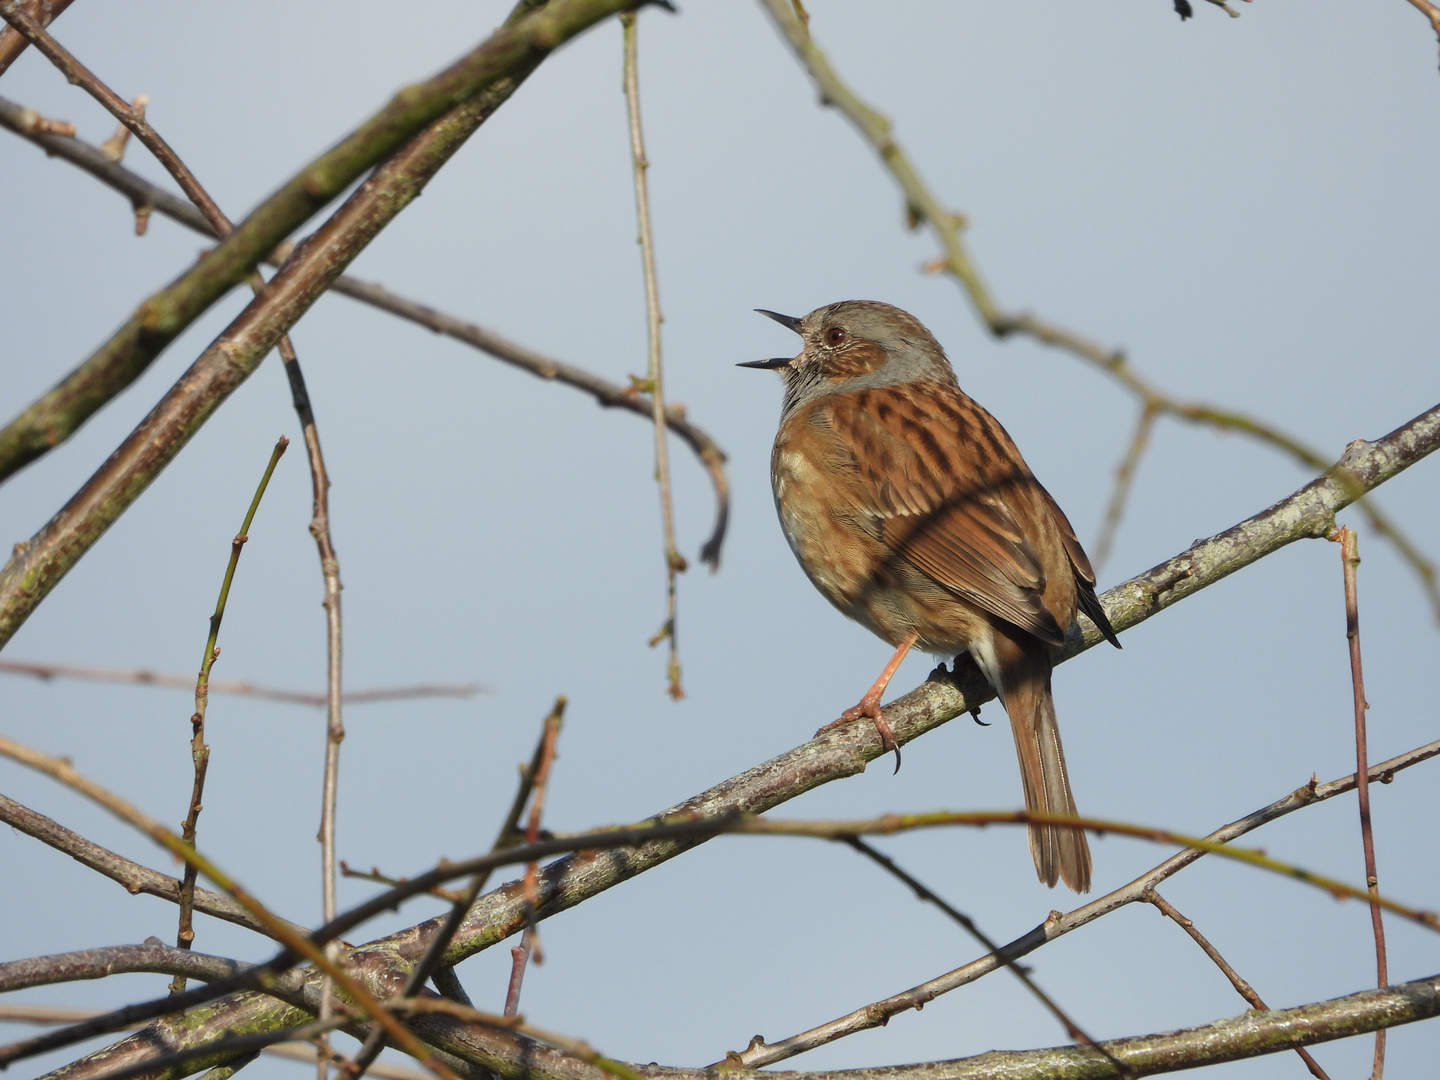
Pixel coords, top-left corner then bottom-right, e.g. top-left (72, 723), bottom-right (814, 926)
top-left (171, 436), bottom-right (288, 995)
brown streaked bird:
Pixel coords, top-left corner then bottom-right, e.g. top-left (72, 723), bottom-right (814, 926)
top-left (741, 300), bottom-right (1121, 892)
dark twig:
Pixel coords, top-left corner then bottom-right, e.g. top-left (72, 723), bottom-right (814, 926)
top-left (507, 698), bottom-right (565, 1015)
top-left (0, 659), bottom-right (483, 705)
top-left (1146, 889), bottom-right (1332, 1080)
top-left (172, 437), bottom-right (288, 994)
top-left (623, 12), bottom-right (686, 699)
top-left (839, 836), bottom-right (1121, 1072)
top-left (0, 93), bottom-right (730, 566)
top-left (757, 0), bottom-right (1440, 624)
top-left (1334, 526), bottom-right (1389, 1079)
top-left (0, 0), bottom-right (229, 232)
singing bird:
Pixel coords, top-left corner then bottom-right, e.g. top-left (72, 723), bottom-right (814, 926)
top-left (742, 301), bottom-right (1121, 891)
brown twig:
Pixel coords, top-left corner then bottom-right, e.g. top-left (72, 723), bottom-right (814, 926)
top-left (839, 837), bottom-right (1126, 1075)
top-left (0, 93), bottom-right (730, 567)
top-left (339, 862), bottom-right (466, 904)
top-left (0, 659), bottom-right (484, 705)
top-left (0, 0), bottom-right (229, 233)
top-left (757, 0), bottom-right (1440, 624)
top-left (0, 736), bottom-right (463, 1080)
top-left (0, 0), bottom-right (73, 76)
top-left (349, 695), bottom-right (568, 1078)
top-left (1092, 402), bottom-right (1158, 571)
top-left (1146, 889), bottom-right (1332, 1080)
top-left (507, 698), bottom-right (565, 1016)
top-left (1405, 0), bottom-right (1440, 69)
top-left (0, 792), bottom-right (307, 939)
top-left (622, 13), bottom-right (686, 698)
top-left (172, 437), bottom-right (288, 995)
top-left (1333, 525), bottom-right (1389, 1079)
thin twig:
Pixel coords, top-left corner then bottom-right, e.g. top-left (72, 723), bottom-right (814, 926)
top-left (622, 12), bottom-right (685, 698)
top-left (507, 698), bottom-right (566, 1015)
top-left (756, 0), bottom-right (1440, 624)
top-left (0, 93), bottom-right (730, 567)
top-left (841, 837), bottom-right (1127, 1075)
top-left (339, 862), bottom-right (466, 904)
top-left (1092, 402), bottom-right (1158, 571)
top-left (277, 328), bottom-right (346, 1080)
top-left (1146, 889), bottom-right (1332, 1080)
top-left (1404, 0), bottom-right (1440, 71)
top-left (0, 659), bottom-right (483, 705)
top-left (0, 736), bottom-right (464, 1080)
top-left (1334, 526), bottom-right (1389, 1080)
top-left (0, 0), bottom-right (229, 232)
top-left (172, 437), bottom-right (288, 995)
top-left (349, 695), bottom-right (567, 1078)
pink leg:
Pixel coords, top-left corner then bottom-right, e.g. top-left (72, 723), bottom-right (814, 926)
top-left (816, 631), bottom-right (918, 772)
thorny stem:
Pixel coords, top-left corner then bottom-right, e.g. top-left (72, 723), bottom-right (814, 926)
top-left (757, 0), bottom-right (1440, 624)
top-left (622, 12), bottom-right (686, 700)
top-left (1147, 889), bottom-right (1332, 1080)
top-left (1335, 526), bottom-right (1389, 1080)
top-left (171, 436), bottom-right (288, 995)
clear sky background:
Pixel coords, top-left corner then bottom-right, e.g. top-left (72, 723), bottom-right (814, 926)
top-left (1, 2), bottom-right (1438, 1077)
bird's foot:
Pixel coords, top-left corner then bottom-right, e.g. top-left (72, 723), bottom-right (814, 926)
top-left (817, 695), bottom-right (902, 773)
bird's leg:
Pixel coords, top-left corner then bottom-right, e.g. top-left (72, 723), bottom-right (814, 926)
top-left (816, 631), bottom-right (918, 772)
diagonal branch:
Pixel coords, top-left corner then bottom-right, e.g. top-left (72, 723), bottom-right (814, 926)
top-left (0, 91), bottom-right (729, 567)
top-left (755, 0), bottom-right (1440, 624)
top-left (0, 0), bottom-right (643, 485)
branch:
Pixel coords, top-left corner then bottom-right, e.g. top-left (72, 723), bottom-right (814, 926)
top-left (0, 92), bottom-right (730, 568)
top-left (0, 8), bottom-right (574, 649)
top-left (0, 943), bottom-right (247, 995)
top-left (0, 0), bottom-right (73, 77)
top-left (0, 0), bottom-right (642, 484)
top-left (0, 792), bottom-right (307, 939)
top-left (755, 0), bottom-right (1440, 624)
top-left (0, 658), bottom-right (483, 705)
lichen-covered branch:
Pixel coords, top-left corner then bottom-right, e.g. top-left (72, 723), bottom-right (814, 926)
top-left (0, 0), bottom-right (642, 483)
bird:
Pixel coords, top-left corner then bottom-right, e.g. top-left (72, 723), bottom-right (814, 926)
top-left (740, 300), bottom-right (1121, 892)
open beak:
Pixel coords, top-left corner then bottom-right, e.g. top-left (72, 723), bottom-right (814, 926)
top-left (755, 309), bottom-right (803, 333)
top-left (740, 309), bottom-right (803, 369)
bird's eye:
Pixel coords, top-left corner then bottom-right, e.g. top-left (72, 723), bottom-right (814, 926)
top-left (824, 326), bottom-right (846, 346)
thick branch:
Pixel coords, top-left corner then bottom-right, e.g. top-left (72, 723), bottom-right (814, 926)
top-left (0, 16), bottom-right (568, 649)
top-left (0, 944), bottom-right (246, 994)
top-left (0, 0), bottom-right (640, 483)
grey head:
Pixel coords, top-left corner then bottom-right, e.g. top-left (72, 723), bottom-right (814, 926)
top-left (741, 300), bottom-right (958, 417)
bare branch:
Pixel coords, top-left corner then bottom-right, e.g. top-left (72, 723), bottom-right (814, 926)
top-left (0, 659), bottom-right (483, 705)
top-left (756, 0), bottom-right (1440, 623)
top-left (0, 0), bottom-right (74, 77)
top-left (0, 0), bottom-right (644, 485)
top-left (1146, 890), bottom-right (1332, 1080)
top-left (0, 93), bottom-right (730, 566)
top-left (0, 792), bottom-right (307, 939)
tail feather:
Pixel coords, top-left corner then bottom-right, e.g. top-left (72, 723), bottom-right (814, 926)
top-left (993, 635), bottom-right (1092, 892)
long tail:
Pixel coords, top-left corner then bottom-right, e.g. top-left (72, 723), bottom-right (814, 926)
top-left (993, 635), bottom-right (1091, 892)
